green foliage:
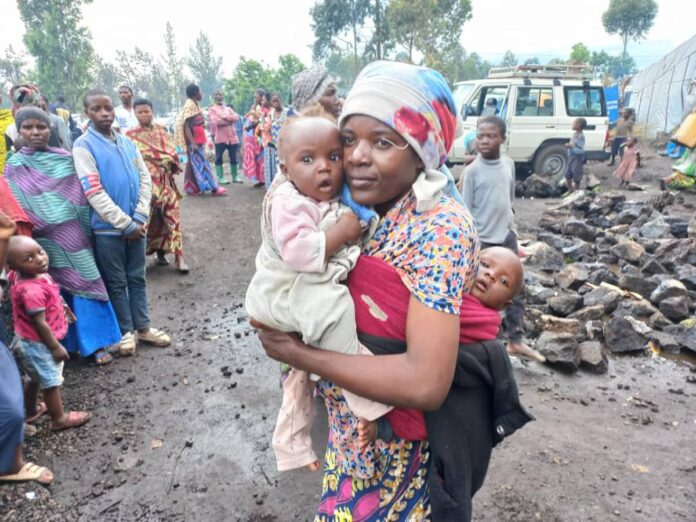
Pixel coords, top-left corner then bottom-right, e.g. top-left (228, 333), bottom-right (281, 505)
top-left (602, 0), bottom-right (658, 58)
top-left (569, 42), bottom-right (591, 64)
top-left (223, 54), bottom-right (306, 114)
top-left (187, 31), bottom-right (223, 105)
top-left (524, 57), bottom-right (541, 65)
top-left (590, 50), bottom-right (637, 79)
top-left (499, 50), bottom-right (518, 67)
top-left (17, 0), bottom-right (95, 109)
top-left (162, 22), bottom-right (187, 114)
top-left (0, 45), bottom-right (31, 87)
top-left (311, 0), bottom-right (372, 66)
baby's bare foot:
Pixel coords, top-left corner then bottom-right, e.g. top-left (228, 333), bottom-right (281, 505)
top-left (307, 461), bottom-right (321, 472)
top-left (357, 418), bottom-right (377, 451)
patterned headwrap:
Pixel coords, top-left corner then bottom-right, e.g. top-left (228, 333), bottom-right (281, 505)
top-left (14, 106), bottom-right (50, 129)
top-left (291, 65), bottom-right (334, 112)
top-left (9, 84), bottom-right (40, 111)
top-left (339, 60), bottom-right (464, 211)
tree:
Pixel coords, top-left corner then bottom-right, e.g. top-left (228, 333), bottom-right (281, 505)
top-left (17, 0), bottom-right (95, 108)
top-left (93, 57), bottom-right (119, 102)
top-left (602, 0), bottom-right (658, 60)
top-left (267, 54), bottom-right (306, 104)
top-left (187, 31), bottom-right (223, 105)
top-left (386, 0), bottom-right (472, 66)
top-left (569, 42), bottom-right (591, 64)
top-left (499, 50), bottom-right (518, 67)
top-left (591, 50), bottom-right (637, 79)
top-left (224, 57), bottom-right (273, 114)
top-left (0, 45), bottom-right (30, 87)
top-left (524, 57), bottom-right (541, 65)
top-left (310, 0), bottom-right (372, 69)
top-left (161, 22), bottom-right (186, 114)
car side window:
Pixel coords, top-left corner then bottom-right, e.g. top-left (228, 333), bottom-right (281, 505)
top-left (467, 86), bottom-right (509, 117)
top-left (515, 87), bottom-right (554, 117)
top-left (565, 87), bottom-right (606, 116)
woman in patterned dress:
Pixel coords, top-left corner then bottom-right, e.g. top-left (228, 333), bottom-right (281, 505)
top-left (127, 99), bottom-right (189, 273)
top-left (254, 62), bottom-right (486, 521)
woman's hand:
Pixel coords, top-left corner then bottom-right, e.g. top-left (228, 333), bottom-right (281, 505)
top-left (0, 211), bottom-right (17, 240)
top-left (250, 318), bottom-right (305, 365)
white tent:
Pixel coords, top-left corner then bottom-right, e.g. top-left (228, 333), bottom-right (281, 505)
top-left (625, 35), bottom-right (696, 136)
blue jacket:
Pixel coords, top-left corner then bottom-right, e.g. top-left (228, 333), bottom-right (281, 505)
top-left (73, 127), bottom-right (151, 236)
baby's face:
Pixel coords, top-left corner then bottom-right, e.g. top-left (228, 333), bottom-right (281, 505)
top-left (471, 247), bottom-right (523, 310)
top-left (280, 118), bottom-right (344, 202)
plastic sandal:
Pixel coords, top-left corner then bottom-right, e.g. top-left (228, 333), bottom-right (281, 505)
top-left (118, 332), bottom-right (136, 356)
top-left (138, 328), bottom-right (171, 347)
top-left (0, 462), bottom-right (53, 485)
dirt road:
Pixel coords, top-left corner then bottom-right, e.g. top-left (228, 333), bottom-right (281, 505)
top-left (2, 157), bottom-right (695, 521)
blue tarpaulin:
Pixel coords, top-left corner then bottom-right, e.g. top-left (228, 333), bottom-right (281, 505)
top-left (604, 85), bottom-right (620, 124)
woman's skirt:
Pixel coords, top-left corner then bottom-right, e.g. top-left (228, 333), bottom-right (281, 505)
top-left (263, 146), bottom-right (278, 190)
top-left (184, 146), bottom-right (218, 195)
top-left (315, 381), bottom-right (430, 521)
top-left (62, 292), bottom-right (122, 358)
top-left (243, 136), bottom-right (264, 183)
top-left (0, 341), bottom-right (24, 472)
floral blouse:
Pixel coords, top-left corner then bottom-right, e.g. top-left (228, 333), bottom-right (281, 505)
top-left (362, 190), bottom-right (479, 315)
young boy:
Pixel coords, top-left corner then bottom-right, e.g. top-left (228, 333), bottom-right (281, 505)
top-left (7, 235), bottom-right (91, 431)
top-left (565, 117), bottom-right (587, 193)
top-left (459, 115), bottom-right (544, 362)
top-left (73, 89), bottom-right (170, 356)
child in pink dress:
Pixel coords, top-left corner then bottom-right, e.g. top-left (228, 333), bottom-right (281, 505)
top-left (245, 116), bottom-right (390, 472)
top-left (613, 137), bottom-right (640, 187)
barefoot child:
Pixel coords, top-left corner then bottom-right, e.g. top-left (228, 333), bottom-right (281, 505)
top-left (613, 136), bottom-right (640, 188)
top-left (565, 117), bottom-right (587, 192)
top-left (246, 116), bottom-right (390, 472)
top-left (7, 235), bottom-right (91, 432)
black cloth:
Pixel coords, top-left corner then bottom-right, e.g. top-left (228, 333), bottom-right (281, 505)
top-left (214, 142), bottom-right (239, 166)
top-left (360, 333), bottom-right (534, 522)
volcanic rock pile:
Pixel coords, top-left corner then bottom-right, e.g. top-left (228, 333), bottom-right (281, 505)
top-left (522, 190), bottom-right (696, 373)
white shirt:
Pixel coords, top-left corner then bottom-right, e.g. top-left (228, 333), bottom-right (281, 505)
top-left (114, 106), bottom-right (138, 131)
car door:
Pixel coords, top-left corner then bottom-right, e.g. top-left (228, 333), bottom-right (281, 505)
top-left (507, 85), bottom-right (559, 162)
top-left (562, 86), bottom-right (608, 155)
top-left (453, 84), bottom-right (510, 160)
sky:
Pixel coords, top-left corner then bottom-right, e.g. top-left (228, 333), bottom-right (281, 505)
top-left (0, 0), bottom-right (693, 76)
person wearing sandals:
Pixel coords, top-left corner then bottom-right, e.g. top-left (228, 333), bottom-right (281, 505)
top-left (74, 90), bottom-right (171, 356)
top-left (0, 213), bottom-right (54, 486)
top-left (126, 99), bottom-right (190, 274)
top-left (2, 107), bottom-right (122, 366)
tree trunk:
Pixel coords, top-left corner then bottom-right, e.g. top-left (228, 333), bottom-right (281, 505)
top-left (622, 33), bottom-right (628, 61)
top-left (375, 0), bottom-right (382, 60)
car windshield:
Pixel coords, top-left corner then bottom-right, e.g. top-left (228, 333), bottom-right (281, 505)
top-left (453, 84), bottom-right (475, 114)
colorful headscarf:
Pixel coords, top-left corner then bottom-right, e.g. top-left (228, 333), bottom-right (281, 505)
top-left (290, 65), bottom-right (334, 112)
top-left (9, 84), bottom-right (40, 112)
top-left (339, 60), bottom-right (464, 211)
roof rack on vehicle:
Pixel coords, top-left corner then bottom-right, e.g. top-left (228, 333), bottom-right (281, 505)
top-left (488, 64), bottom-right (594, 80)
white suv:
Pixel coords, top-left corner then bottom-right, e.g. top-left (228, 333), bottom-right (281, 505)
top-left (449, 65), bottom-right (610, 175)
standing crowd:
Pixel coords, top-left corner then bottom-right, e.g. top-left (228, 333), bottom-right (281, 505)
top-left (1, 61), bottom-right (542, 521)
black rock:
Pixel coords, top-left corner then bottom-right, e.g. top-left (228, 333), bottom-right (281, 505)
top-left (587, 266), bottom-right (619, 287)
top-left (610, 239), bottom-right (646, 264)
top-left (578, 341), bottom-right (608, 374)
top-left (556, 264), bottom-right (590, 290)
top-left (650, 279), bottom-right (688, 304)
top-left (583, 285), bottom-right (621, 313)
top-left (535, 331), bottom-right (580, 372)
top-left (641, 258), bottom-right (667, 275)
top-left (526, 243), bottom-right (564, 272)
top-left (616, 201), bottom-right (648, 224)
top-left (646, 330), bottom-right (681, 354)
top-left (562, 241), bottom-right (594, 261)
top-left (523, 174), bottom-right (561, 198)
top-left (537, 231), bottom-right (571, 251)
top-left (619, 273), bottom-right (660, 300)
top-left (676, 265), bottom-right (696, 291)
top-left (664, 216), bottom-right (689, 238)
top-left (614, 298), bottom-right (658, 320)
top-left (569, 304), bottom-right (605, 321)
top-left (524, 269), bottom-right (556, 287)
top-left (562, 220), bottom-right (598, 242)
top-left (604, 316), bottom-right (651, 353)
top-left (653, 238), bottom-right (696, 271)
top-left (664, 323), bottom-right (696, 353)
top-left (659, 296), bottom-right (690, 322)
top-left (639, 217), bottom-right (671, 239)
top-left (548, 292), bottom-right (583, 317)
top-left (526, 284), bottom-right (557, 305)
top-left (648, 310), bottom-right (674, 329)
top-left (539, 209), bottom-right (571, 233)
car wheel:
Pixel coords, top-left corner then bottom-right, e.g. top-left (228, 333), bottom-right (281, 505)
top-left (533, 144), bottom-right (568, 177)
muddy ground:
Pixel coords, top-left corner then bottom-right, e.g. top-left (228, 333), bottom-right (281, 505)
top-left (2, 155), bottom-right (696, 522)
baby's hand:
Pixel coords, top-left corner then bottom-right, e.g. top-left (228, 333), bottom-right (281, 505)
top-left (52, 344), bottom-right (70, 363)
top-left (338, 212), bottom-right (362, 243)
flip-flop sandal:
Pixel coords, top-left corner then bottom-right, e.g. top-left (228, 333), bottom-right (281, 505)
top-left (157, 256), bottom-right (170, 266)
top-left (138, 328), bottom-right (171, 347)
top-left (94, 350), bottom-right (113, 366)
top-left (176, 260), bottom-right (190, 274)
top-left (50, 410), bottom-right (92, 432)
top-left (0, 462), bottom-right (53, 485)
top-left (25, 402), bottom-right (47, 423)
top-left (212, 187), bottom-right (228, 196)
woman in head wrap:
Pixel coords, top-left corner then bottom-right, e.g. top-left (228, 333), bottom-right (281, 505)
top-left (255, 61), bottom-right (503, 520)
top-left (290, 65), bottom-right (341, 118)
top-left (1, 107), bottom-right (122, 366)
